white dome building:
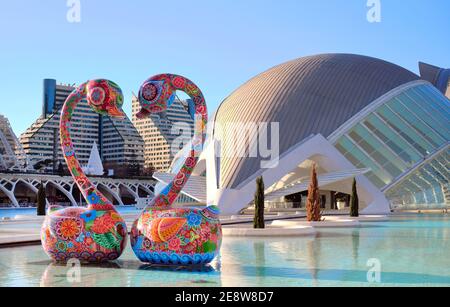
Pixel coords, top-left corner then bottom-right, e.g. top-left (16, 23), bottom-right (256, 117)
top-left (154, 54), bottom-right (450, 214)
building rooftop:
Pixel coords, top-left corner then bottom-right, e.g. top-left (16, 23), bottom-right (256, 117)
top-left (213, 53), bottom-right (421, 189)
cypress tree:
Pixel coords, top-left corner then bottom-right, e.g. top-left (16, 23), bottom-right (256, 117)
top-left (37, 182), bottom-right (46, 216)
top-left (350, 178), bottom-right (359, 217)
top-left (254, 176), bottom-right (265, 229)
top-left (306, 163), bottom-right (322, 222)
top-left (57, 162), bottom-right (65, 177)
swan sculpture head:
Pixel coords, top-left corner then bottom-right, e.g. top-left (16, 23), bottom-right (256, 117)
top-left (136, 77), bottom-right (178, 118)
top-left (86, 79), bottom-right (125, 118)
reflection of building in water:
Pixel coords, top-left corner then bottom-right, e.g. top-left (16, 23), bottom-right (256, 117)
top-left (306, 240), bottom-right (320, 283)
top-left (253, 241), bottom-right (267, 284)
top-left (40, 262), bottom-right (124, 287)
top-left (218, 238), bottom-right (246, 287)
top-left (351, 230), bottom-right (360, 264)
top-left (126, 263), bottom-right (219, 287)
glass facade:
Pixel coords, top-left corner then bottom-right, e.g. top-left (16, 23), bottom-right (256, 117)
top-left (386, 149), bottom-right (450, 210)
top-left (42, 79), bottom-right (56, 117)
top-left (334, 83), bottom-right (450, 208)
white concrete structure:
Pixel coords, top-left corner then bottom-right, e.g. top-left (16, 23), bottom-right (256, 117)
top-left (0, 173), bottom-right (155, 208)
top-left (83, 142), bottom-right (104, 176)
top-left (153, 54), bottom-right (449, 214)
top-left (202, 135), bottom-right (391, 215)
top-left (0, 114), bottom-right (30, 171)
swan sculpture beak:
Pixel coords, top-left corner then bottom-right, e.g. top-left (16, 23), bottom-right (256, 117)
top-left (136, 108), bottom-right (151, 119)
top-left (108, 106), bottom-right (126, 118)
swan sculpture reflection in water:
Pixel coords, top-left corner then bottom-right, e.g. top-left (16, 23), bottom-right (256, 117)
top-left (131, 74), bottom-right (222, 265)
top-left (41, 80), bottom-right (128, 263)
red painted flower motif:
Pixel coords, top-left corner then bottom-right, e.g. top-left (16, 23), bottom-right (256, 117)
top-left (184, 241), bottom-right (196, 254)
top-left (56, 218), bottom-right (81, 240)
top-left (180, 228), bottom-right (191, 239)
top-left (153, 197), bottom-right (168, 208)
top-left (86, 80), bottom-right (111, 107)
top-left (91, 214), bottom-right (115, 234)
top-left (168, 191), bottom-right (178, 203)
top-left (196, 105), bottom-right (206, 114)
top-left (168, 237), bottom-right (181, 251)
top-left (172, 76), bottom-right (186, 89)
top-left (193, 96), bottom-right (203, 105)
top-left (185, 157), bottom-right (196, 169)
top-left (200, 228), bottom-right (211, 241)
top-left (173, 172), bottom-right (186, 187)
top-left (141, 82), bottom-right (159, 101)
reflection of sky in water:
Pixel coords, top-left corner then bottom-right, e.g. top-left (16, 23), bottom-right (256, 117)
top-left (0, 215), bottom-right (449, 287)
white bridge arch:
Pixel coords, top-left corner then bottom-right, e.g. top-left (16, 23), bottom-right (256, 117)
top-left (0, 173), bottom-right (155, 208)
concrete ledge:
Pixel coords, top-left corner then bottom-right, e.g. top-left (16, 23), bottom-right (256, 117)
top-left (220, 213), bottom-right (306, 225)
top-left (325, 215), bottom-right (390, 222)
top-left (0, 234), bottom-right (40, 245)
top-left (272, 219), bottom-right (361, 228)
top-left (14, 215), bottom-right (46, 221)
top-left (223, 225), bottom-right (316, 237)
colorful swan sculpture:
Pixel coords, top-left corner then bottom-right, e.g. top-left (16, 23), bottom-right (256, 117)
top-left (41, 79), bottom-right (128, 263)
top-left (131, 74), bottom-right (222, 265)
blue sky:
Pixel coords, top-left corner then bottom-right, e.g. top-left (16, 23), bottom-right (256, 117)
top-left (0, 0), bottom-right (449, 135)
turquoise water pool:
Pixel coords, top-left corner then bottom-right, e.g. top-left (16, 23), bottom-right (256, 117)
top-left (0, 214), bottom-right (449, 287)
top-left (0, 206), bottom-right (140, 218)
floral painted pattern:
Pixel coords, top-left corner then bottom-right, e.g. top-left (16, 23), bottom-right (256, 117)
top-left (55, 218), bottom-right (82, 240)
top-left (131, 207), bottom-right (222, 265)
top-left (187, 213), bottom-right (202, 227)
top-left (41, 80), bottom-right (128, 263)
top-left (80, 210), bottom-right (96, 223)
top-left (91, 214), bottom-right (116, 234)
top-left (131, 74), bottom-right (222, 265)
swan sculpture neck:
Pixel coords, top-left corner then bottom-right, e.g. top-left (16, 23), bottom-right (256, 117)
top-left (144, 74), bottom-right (207, 209)
top-left (60, 83), bottom-right (115, 211)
